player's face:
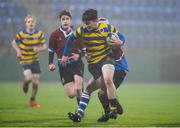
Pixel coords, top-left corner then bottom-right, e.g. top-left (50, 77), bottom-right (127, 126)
top-left (25, 18), bottom-right (36, 31)
top-left (60, 15), bottom-right (72, 30)
top-left (84, 19), bottom-right (98, 31)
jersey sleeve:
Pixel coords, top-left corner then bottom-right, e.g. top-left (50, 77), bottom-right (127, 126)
top-left (74, 26), bottom-right (82, 38)
top-left (63, 33), bottom-right (76, 56)
top-left (15, 32), bottom-right (21, 44)
top-left (48, 33), bottom-right (56, 53)
top-left (117, 32), bottom-right (125, 45)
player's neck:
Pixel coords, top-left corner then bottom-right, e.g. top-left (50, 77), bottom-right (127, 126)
top-left (26, 28), bottom-right (35, 34)
top-left (60, 26), bottom-right (72, 38)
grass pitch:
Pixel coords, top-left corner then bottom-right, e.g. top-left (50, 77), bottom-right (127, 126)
top-left (0, 82), bottom-right (179, 127)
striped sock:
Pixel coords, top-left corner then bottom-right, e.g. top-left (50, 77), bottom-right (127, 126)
top-left (77, 92), bottom-right (90, 117)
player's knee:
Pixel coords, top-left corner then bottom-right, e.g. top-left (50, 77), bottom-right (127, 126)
top-left (67, 91), bottom-right (76, 99)
top-left (25, 75), bottom-right (33, 82)
top-left (103, 77), bottom-right (113, 87)
top-left (32, 79), bottom-right (39, 86)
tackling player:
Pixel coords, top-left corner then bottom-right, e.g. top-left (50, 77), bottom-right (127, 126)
top-left (62, 9), bottom-right (123, 121)
top-left (48, 10), bottom-right (84, 103)
top-left (11, 14), bottom-right (47, 108)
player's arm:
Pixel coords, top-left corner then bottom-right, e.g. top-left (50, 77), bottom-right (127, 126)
top-left (48, 33), bottom-right (56, 71)
top-left (11, 33), bottom-right (22, 59)
top-left (33, 32), bottom-right (47, 52)
top-left (62, 26), bottom-right (82, 62)
top-left (62, 33), bottom-right (76, 62)
top-left (117, 32), bottom-right (125, 45)
top-left (77, 38), bottom-right (86, 58)
top-left (33, 44), bottom-right (47, 52)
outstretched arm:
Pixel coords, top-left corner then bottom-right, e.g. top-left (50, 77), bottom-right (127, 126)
top-left (62, 33), bottom-right (76, 62)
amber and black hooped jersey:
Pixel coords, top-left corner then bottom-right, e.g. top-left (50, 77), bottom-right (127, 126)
top-left (15, 29), bottom-right (46, 64)
top-left (63, 23), bottom-right (120, 64)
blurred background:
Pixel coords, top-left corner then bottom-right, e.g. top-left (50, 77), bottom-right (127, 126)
top-left (0, 0), bottom-right (180, 83)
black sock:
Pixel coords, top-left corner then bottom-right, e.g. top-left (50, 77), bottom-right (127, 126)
top-left (98, 91), bottom-right (110, 114)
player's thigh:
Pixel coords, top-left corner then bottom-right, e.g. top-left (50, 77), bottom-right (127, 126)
top-left (31, 61), bottom-right (41, 85)
top-left (22, 65), bottom-right (33, 81)
top-left (72, 60), bottom-right (84, 88)
top-left (101, 63), bottom-right (115, 82)
top-left (74, 75), bottom-right (83, 89)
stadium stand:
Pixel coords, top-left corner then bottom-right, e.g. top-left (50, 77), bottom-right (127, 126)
top-left (0, 0), bottom-right (179, 48)
top-left (0, 0), bottom-right (27, 47)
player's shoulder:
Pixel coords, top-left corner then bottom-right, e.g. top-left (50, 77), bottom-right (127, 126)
top-left (50, 28), bottom-right (61, 37)
top-left (36, 30), bottom-right (43, 34)
top-left (17, 29), bottom-right (25, 35)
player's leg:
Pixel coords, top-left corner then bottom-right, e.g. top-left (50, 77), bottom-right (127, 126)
top-left (30, 61), bottom-right (41, 108)
top-left (97, 70), bottom-right (126, 122)
top-left (73, 60), bottom-right (84, 103)
top-left (74, 75), bottom-right (83, 102)
top-left (30, 74), bottom-right (40, 108)
top-left (22, 65), bottom-right (33, 93)
top-left (68, 77), bottom-right (101, 122)
top-left (59, 65), bottom-right (77, 98)
top-left (101, 63), bottom-right (121, 119)
top-left (78, 77), bottom-right (100, 115)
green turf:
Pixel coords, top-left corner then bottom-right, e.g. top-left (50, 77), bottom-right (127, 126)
top-left (0, 82), bottom-right (179, 127)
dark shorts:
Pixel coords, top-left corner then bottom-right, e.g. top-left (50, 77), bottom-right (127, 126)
top-left (88, 56), bottom-right (114, 80)
top-left (59, 59), bottom-right (84, 85)
top-left (113, 70), bottom-right (126, 88)
top-left (22, 61), bottom-right (41, 74)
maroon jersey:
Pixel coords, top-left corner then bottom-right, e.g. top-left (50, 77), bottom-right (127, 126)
top-left (49, 28), bottom-right (83, 59)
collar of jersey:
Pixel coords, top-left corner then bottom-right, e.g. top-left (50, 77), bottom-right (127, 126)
top-left (60, 26), bottom-right (73, 38)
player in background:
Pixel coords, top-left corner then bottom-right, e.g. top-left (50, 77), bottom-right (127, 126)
top-left (67, 17), bottom-right (128, 122)
top-left (62, 9), bottom-right (123, 121)
top-left (11, 14), bottom-right (47, 108)
top-left (48, 10), bottom-right (84, 103)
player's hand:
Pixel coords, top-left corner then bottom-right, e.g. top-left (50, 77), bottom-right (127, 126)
top-left (17, 51), bottom-right (22, 59)
top-left (108, 34), bottom-right (122, 46)
top-left (48, 63), bottom-right (56, 71)
top-left (62, 56), bottom-right (68, 63)
top-left (69, 53), bottom-right (80, 61)
top-left (33, 47), bottom-right (40, 52)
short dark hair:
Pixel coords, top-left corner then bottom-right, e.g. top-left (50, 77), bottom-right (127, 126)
top-left (82, 9), bottom-right (98, 22)
top-left (59, 10), bottom-right (72, 19)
